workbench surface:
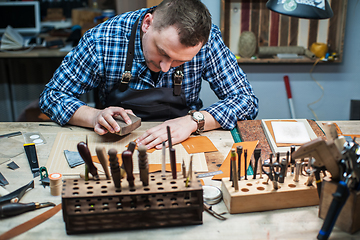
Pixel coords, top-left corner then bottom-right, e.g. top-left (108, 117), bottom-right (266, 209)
top-left (0, 121), bottom-right (359, 240)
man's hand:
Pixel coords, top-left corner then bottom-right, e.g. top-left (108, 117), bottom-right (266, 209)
top-left (136, 115), bottom-right (197, 150)
top-left (68, 105), bottom-right (135, 135)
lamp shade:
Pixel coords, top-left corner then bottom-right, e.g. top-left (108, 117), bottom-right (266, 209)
top-left (266, 0), bottom-right (333, 19)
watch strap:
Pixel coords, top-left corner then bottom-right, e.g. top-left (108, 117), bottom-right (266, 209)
top-left (196, 117), bottom-right (205, 134)
top-left (188, 110), bottom-right (204, 134)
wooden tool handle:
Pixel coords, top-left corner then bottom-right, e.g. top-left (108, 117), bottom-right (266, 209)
top-left (231, 149), bottom-right (239, 191)
top-left (122, 150), bottom-right (134, 186)
top-left (108, 148), bottom-right (121, 188)
top-left (96, 147), bottom-right (111, 180)
top-left (170, 148), bottom-right (177, 179)
top-left (77, 142), bottom-right (98, 179)
top-left (138, 145), bottom-right (149, 186)
top-left (0, 202), bottom-right (36, 218)
top-left (127, 141), bottom-right (136, 153)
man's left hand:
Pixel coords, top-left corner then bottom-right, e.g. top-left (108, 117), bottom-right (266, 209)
top-left (136, 115), bottom-right (197, 149)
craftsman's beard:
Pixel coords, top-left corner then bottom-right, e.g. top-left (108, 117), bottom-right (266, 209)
top-left (141, 30), bottom-right (161, 72)
top-left (145, 58), bottom-right (161, 72)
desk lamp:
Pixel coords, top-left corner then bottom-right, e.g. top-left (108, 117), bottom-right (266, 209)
top-left (266, 0), bottom-right (333, 19)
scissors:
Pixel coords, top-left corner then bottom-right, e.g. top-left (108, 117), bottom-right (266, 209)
top-left (262, 158), bottom-right (284, 190)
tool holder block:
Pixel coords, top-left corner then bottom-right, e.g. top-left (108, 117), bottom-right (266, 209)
top-left (221, 175), bottom-right (319, 214)
top-left (319, 179), bottom-right (360, 234)
top-left (62, 173), bottom-right (203, 234)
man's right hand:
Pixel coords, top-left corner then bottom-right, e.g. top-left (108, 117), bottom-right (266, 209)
top-left (68, 105), bottom-right (134, 135)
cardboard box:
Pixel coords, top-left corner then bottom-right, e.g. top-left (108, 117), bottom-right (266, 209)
top-left (72, 8), bottom-right (101, 27)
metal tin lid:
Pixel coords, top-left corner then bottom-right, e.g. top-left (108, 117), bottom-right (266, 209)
top-left (202, 185), bottom-right (222, 205)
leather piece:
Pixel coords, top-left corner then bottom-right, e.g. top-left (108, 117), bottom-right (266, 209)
top-left (181, 136), bottom-right (218, 154)
top-left (212, 141), bottom-right (259, 180)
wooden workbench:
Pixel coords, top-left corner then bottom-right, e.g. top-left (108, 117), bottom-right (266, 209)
top-left (0, 121), bottom-right (359, 240)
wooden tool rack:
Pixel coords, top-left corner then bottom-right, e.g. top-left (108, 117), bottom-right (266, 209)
top-left (319, 178), bottom-right (360, 234)
top-left (221, 175), bottom-right (319, 214)
top-left (62, 173), bottom-right (203, 234)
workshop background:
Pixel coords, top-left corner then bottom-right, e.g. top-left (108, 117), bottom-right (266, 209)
top-left (0, 0), bottom-right (358, 122)
top-left (200, 0), bottom-right (360, 121)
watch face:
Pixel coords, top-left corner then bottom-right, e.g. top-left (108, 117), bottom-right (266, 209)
top-left (193, 112), bottom-right (204, 121)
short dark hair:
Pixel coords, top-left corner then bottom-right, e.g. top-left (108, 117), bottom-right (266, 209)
top-left (152, 0), bottom-right (212, 47)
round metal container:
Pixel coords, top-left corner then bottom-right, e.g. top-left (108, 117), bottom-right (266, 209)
top-left (202, 185), bottom-right (222, 205)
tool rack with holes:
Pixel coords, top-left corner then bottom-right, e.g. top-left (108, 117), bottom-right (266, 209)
top-left (61, 172), bottom-right (203, 235)
top-left (221, 175), bottom-right (319, 214)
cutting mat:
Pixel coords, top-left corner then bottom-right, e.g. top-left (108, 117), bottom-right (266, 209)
top-left (45, 131), bottom-right (208, 176)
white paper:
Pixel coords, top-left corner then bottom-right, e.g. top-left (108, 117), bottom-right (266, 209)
top-left (271, 121), bottom-right (311, 144)
top-left (0, 25), bottom-right (24, 50)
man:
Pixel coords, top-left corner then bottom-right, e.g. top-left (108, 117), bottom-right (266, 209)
top-left (39, 0), bottom-right (258, 150)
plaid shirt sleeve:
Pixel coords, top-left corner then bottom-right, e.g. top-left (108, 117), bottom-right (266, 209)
top-left (39, 10), bottom-right (140, 126)
top-left (200, 25), bottom-right (259, 130)
top-left (39, 33), bottom-right (100, 125)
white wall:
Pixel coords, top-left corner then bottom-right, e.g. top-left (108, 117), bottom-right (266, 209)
top-left (200, 0), bottom-right (360, 121)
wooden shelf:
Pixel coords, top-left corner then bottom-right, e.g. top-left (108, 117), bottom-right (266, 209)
top-left (221, 0), bottom-right (347, 64)
top-left (236, 56), bottom-right (341, 64)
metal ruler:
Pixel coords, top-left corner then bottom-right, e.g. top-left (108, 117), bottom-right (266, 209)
top-left (196, 171), bottom-right (223, 178)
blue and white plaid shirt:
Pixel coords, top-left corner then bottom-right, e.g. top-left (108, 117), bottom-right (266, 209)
top-left (39, 7), bottom-right (258, 130)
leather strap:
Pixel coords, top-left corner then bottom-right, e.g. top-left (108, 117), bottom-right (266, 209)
top-left (119, 17), bottom-right (141, 92)
top-left (0, 203), bottom-right (62, 240)
top-left (173, 65), bottom-right (184, 96)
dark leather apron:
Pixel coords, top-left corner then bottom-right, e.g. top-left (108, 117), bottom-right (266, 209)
top-left (104, 16), bottom-right (190, 121)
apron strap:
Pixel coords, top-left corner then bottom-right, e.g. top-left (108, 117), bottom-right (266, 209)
top-left (173, 65), bottom-right (184, 96)
top-left (119, 17), bottom-right (141, 92)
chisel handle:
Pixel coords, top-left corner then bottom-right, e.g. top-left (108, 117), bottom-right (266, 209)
top-left (77, 141), bottom-right (99, 180)
top-left (122, 150), bottom-right (135, 187)
top-left (108, 148), bottom-right (121, 188)
top-left (96, 146), bottom-right (111, 180)
top-left (0, 202), bottom-right (36, 218)
top-left (127, 141), bottom-right (136, 153)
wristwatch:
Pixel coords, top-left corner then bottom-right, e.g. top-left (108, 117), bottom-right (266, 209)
top-left (188, 110), bottom-right (205, 134)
